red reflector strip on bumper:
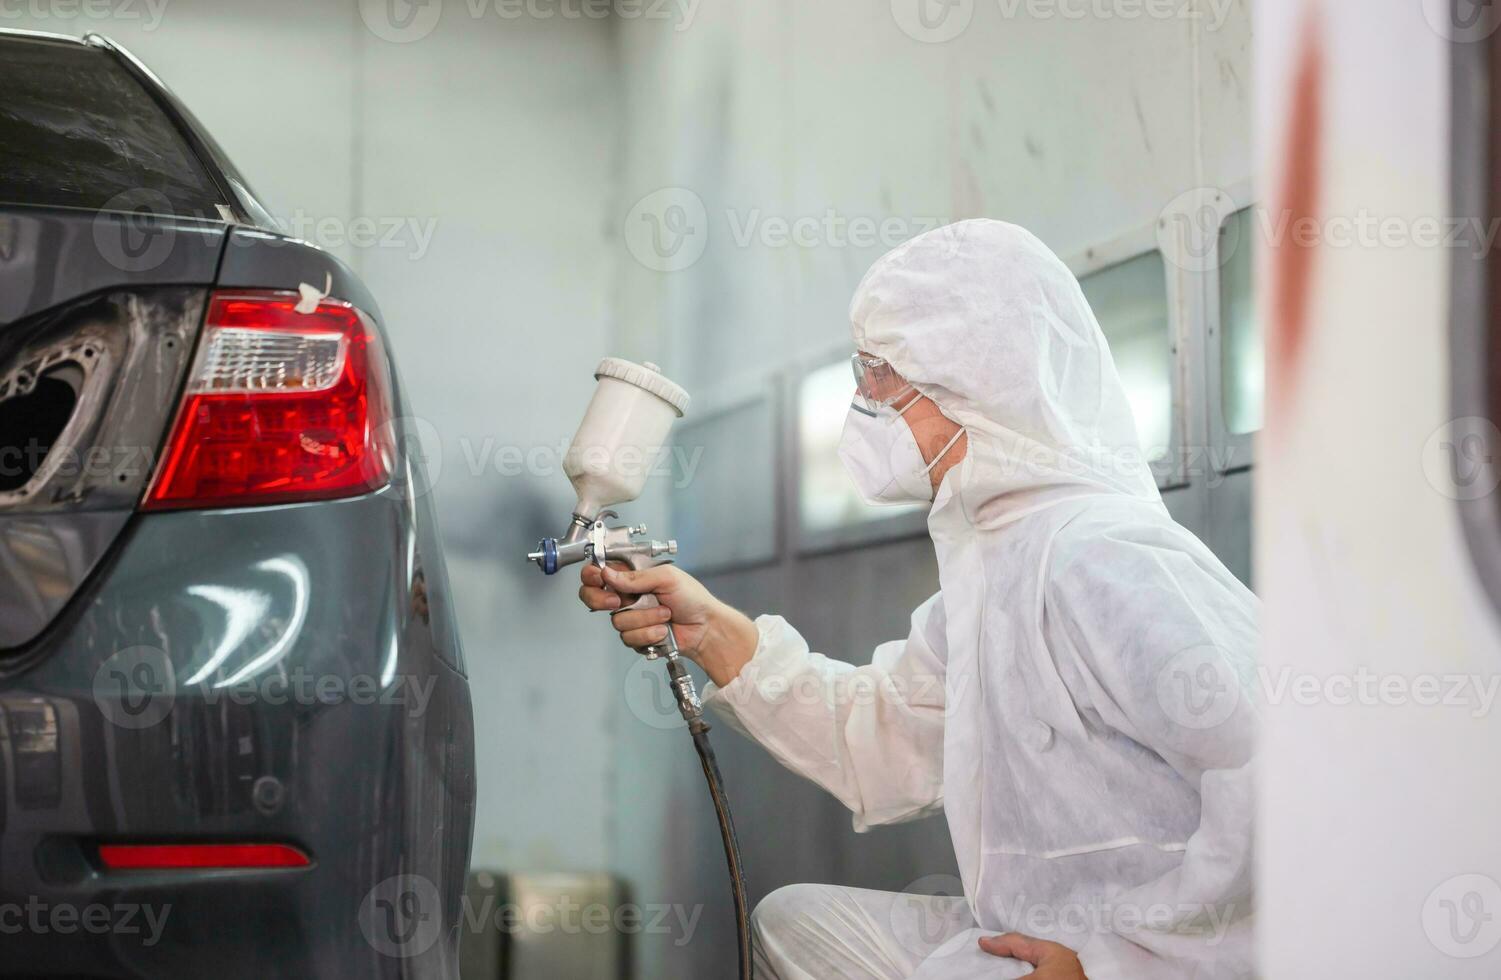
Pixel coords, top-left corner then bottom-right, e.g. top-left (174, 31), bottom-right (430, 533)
top-left (98, 843), bottom-right (311, 870)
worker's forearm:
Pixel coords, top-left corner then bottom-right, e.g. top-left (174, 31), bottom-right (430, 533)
top-left (692, 601), bottom-right (760, 688)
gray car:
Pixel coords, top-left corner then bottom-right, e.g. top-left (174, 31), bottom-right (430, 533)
top-left (0, 29), bottom-right (475, 978)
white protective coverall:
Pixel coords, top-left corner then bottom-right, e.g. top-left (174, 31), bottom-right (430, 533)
top-left (702, 220), bottom-right (1258, 979)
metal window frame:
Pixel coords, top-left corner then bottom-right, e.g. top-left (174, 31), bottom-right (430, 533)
top-left (1450, 31), bottom-right (1501, 623)
top-left (787, 343), bottom-right (929, 555)
top-left (1198, 180), bottom-right (1260, 473)
top-left (671, 372), bottom-right (784, 576)
top-left (1068, 223), bottom-right (1189, 491)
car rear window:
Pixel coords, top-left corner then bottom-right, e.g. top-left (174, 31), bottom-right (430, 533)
top-left (0, 37), bottom-right (227, 217)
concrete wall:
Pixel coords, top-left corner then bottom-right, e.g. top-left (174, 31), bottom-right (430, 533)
top-left (608, 2), bottom-right (1254, 977)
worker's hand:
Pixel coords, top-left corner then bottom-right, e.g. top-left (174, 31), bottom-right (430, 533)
top-left (978, 934), bottom-right (1087, 978)
top-left (578, 563), bottom-right (759, 687)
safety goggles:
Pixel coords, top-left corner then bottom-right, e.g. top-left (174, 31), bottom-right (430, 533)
top-left (851, 352), bottom-right (916, 413)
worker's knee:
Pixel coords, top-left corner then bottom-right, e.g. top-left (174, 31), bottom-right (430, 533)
top-left (752, 882), bottom-right (838, 942)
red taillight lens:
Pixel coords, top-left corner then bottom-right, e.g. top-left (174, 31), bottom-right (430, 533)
top-left (145, 291), bottom-right (394, 510)
top-left (98, 842), bottom-right (312, 870)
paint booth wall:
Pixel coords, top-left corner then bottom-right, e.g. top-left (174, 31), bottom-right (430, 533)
top-left (606, 2), bottom-right (1254, 978)
top-left (6, 3), bottom-right (1255, 978)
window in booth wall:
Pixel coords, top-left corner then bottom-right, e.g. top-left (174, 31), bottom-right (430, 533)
top-left (796, 360), bottom-right (924, 536)
top-left (1220, 207), bottom-right (1264, 434)
top-left (1079, 250), bottom-right (1174, 462)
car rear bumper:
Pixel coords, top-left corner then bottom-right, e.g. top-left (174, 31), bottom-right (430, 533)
top-left (0, 488), bottom-right (475, 978)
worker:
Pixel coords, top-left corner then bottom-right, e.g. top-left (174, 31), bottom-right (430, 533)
top-left (579, 219), bottom-right (1257, 979)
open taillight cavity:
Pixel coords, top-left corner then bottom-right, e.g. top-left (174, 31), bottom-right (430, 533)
top-left (145, 290), bottom-right (395, 510)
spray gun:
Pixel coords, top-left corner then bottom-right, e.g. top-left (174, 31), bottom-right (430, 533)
top-left (525, 358), bottom-right (750, 980)
top-left (525, 357), bottom-right (705, 722)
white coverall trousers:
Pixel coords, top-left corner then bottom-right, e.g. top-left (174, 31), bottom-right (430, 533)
top-left (752, 883), bottom-right (1035, 980)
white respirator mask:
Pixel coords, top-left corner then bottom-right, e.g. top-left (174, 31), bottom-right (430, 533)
top-left (838, 389), bottom-right (964, 506)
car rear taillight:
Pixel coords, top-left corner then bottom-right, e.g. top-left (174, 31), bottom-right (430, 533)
top-left (144, 290), bottom-right (394, 510)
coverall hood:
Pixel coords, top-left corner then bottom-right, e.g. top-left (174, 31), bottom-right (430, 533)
top-left (848, 218), bottom-right (1162, 527)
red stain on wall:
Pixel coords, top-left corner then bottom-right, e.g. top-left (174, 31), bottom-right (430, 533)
top-left (1269, 12), bottom-right (1323, 426)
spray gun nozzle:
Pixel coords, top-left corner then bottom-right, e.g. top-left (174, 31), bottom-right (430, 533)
top-left (528, 538), bottom-right (560, 574)
top-left (528, 534), bottom-right (593, 575)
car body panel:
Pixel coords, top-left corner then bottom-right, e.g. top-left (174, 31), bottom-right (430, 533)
top-left (0, 209), bottom-right (224, 327)
top-left (0, 488), bottom-right (475, 977)
top-left (0, 28), bottom-right (476, 978)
